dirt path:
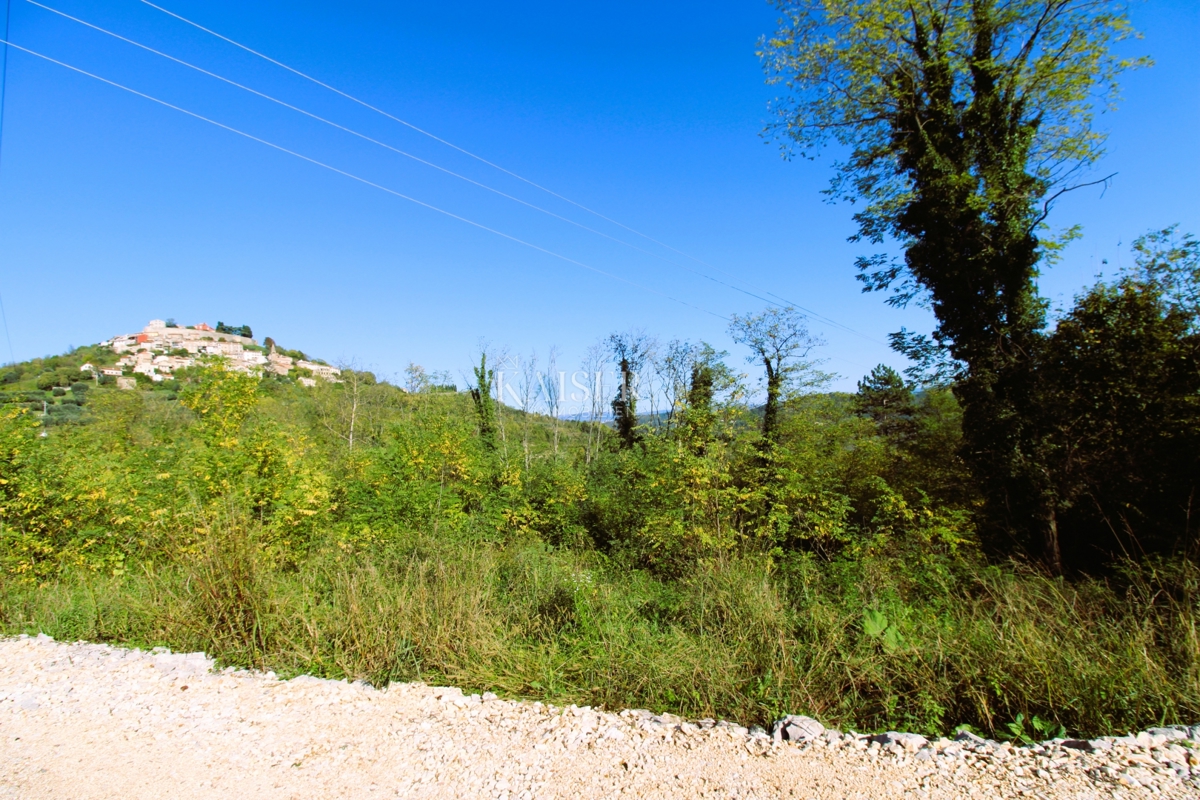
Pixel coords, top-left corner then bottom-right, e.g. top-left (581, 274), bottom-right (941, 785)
top-left (0, 635), bottom-right (1192, 799)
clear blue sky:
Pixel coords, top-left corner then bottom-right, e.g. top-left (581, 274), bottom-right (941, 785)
top-left (1, 0), bottom-right (1197, 401)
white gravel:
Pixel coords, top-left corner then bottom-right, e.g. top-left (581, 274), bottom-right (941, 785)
top-left (1, 634), bottom-right (1195, 799)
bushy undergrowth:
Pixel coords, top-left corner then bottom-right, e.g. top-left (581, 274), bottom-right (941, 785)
top-left (3, 521), bottom-right (1196, 738)
top-left (2, 353), bottom-right (1197, 740)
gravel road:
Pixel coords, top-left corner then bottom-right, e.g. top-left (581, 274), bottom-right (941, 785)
top-left (1, 635), bottom-right (1195, 799)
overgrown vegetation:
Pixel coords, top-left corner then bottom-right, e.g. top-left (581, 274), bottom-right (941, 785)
top-left (2, 241), bottom-right (1198, 737)
top-left (2, 0), bottom-right (1196, 744)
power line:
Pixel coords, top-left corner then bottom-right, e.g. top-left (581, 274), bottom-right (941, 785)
top-left (136, 0), bottom-right (888, 348)
top-left (0, 0), bottom-right (16, 367)
top-left (1, 38), bottom-right (731, 324)
top-left (29, 0), bottom-right (787, 315)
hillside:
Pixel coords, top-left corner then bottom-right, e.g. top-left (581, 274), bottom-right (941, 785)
top-left (0, 325), bottom-right (1198, 748)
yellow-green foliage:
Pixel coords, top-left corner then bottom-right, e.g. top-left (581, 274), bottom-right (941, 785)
top-left (2, 351), bottom-right (1196, 739)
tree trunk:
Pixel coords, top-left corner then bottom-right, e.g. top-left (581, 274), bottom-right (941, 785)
top-left (761, 359), bottom-right (781, 446)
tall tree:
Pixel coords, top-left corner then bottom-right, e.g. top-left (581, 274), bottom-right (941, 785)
top-left (469, 353), bottom-right (498, 452)
top-left (312, 361), bottom-right (379, 452)
top-left (728, 307), bottom-right (825, 447)
top-left (1038, 229), bottom-right (1200, 566)
top-left (760, 0), bottom-right (1145, 570)
top-left (854, 364), bottom-right (916, 443)
top-left (655, 339), bottom-right (696, 432)
top-left (581, 342), bottom-right (608, 464)
top-left (608, 331), bottom-right (654, 449)
top-left (541, 346), bottom-right (562, 457)
top-left (680, 344), bottom-right (732, 453)
top-left (517, 350), bottom-right (539, 471)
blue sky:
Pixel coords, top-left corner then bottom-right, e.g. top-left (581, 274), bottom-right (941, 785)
top-left (1, 0), bottom-right (1197, 401)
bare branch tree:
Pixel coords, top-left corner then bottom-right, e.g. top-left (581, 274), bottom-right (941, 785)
top-left (728, 308), bottom-right (828, 445)
top-left (312, 359), bottom-right (380, 453)
top-left (582, 341), bottom-right (607, 464)
top-left (654, 339), bottom-right (696, 432)
top-left (542, 346), bottom-right (562, 457)
top-left (518, 350), bottom-right (539, 471)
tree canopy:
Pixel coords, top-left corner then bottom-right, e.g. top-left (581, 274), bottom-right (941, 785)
top-left (760, 0), bottom-right (1153, 571)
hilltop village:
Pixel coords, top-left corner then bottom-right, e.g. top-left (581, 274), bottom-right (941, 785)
top-left (97, 319), bottom-right (340, 388)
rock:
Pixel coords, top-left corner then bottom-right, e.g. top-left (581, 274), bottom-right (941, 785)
top-left (869, 732), bottom-right (928, 751)
top-left (1061, 739), bottom-right (1095, 752)
top-left (772, 715), bottom-right (824, 743)
top-left (1148, 727), bottom-right (1189, 742)
top-left (154, 652), bottom-right (214, 678)
top-left (954, 730), bottom-right (987, 746)
top-left (290, 674), bottom-right (331, 686)
top-left (603, 726), bottom-right (625, 741)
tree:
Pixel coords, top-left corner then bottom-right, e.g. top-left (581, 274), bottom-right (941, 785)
top-left (216, 322), bottom-right (253, 338)
top-left (581, 341), bottom-right (608, 464)
top-left (311, 362), bottom-right (379, 452)
top-left (680, 345), bottom-right (732, 453)
top-left (728, 307), bottom-right (826, 446)
top-left (854, 364), bottom-right (915, 442)
top-left (469, 353), bottom-right (498, 452)
top-left (655, 339), bottom-right (697, 432)
top-left (517, 350), bottom-right (539, 470)
top-left (608, 331), bottom-right (654, 449)
top-left (179, 360), bottom-right (261, 446)
top-left (405, 363), bottom-right (431, 394)
top-left (1037, 229), bottom-right (1200, 566)
top-left (541, 346), bottom-right (562, 456)
top-left (760, 0), bottom-right (1146, 571)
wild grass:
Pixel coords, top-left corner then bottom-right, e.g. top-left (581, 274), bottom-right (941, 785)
top-left (2, 521), bottom-right (1197, 739)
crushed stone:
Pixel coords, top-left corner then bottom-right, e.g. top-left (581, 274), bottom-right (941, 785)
top-left (2, 635), bottom-right (1196, 799)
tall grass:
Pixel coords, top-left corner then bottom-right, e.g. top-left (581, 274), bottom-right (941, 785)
top-left (2, 522), bottom-right (1197, 738)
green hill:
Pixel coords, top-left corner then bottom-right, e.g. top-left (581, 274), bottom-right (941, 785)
top-left (1, 339), bottom-right (1197, 739)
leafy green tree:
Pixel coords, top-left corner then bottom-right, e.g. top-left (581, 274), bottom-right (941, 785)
top-left (469, 354), bottom-right (498, 452)
top-left (760, 0), bottom-right (1146, 571)
top-left (854, 365), bottom-right (914, 443)
top-left (678, 344), bottom-right (735, 454)
top-left (216, 322), bottom-right (253, 338)
top-left (179, 360), bottom-right (261, 446)
top-left (1038, 229), bottom-right (1200, 565)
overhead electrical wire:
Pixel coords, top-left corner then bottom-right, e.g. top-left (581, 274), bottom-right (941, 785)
top-left (136, 0), bottom-right (888, 348)
top-left (28, 0), bottom-right (789, 316)
top-left (0, 0), bottom-right (16, 367)
top-left (0, 39), bottom-right (738, 326)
